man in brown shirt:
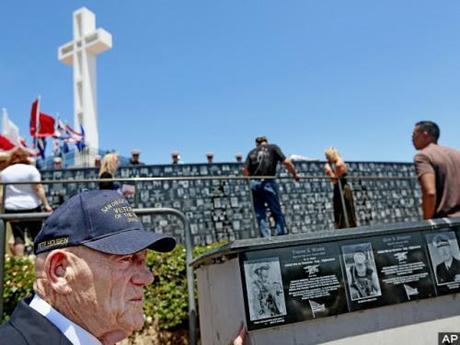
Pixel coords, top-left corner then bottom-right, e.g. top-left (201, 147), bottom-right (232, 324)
top-left (412, 121), bottom-right (460, 219)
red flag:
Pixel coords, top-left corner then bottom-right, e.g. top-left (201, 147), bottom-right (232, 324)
top-left (30, 99), bottom-right (39, 137)
top-left (30, 99), bottom-right (56, 137)
top-left (0, 135), bottom-right (15, 151)
top-left (36, 112), bottom-right (55, 137)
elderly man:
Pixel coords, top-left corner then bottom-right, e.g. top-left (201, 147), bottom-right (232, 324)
top-left (0, 190), bottom-right (176, 344)
top-left (412, 121), bottom-right (460, 219)
top-left (0, 190), bottom-right (247, 345)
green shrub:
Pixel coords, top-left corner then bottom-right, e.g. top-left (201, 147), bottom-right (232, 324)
top-left (2, 241), bottom-right (227, 329)
top-left (143, 241), bottom-right (226, 330)
top-left (144, 245), bottom-right (188, 330)
top-left (2, 255), bottom-right (35, 320)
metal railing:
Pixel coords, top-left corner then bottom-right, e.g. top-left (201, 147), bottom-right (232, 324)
top-left (0, 207), bottom-right (198, 345)
top-left (1, 174), bottom-right (421, 224)
top-left (1, 174), bottom-right (422, 245)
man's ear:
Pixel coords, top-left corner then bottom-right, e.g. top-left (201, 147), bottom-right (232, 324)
top-left (422, 131), bottom-right (433, 141)
top-left (44, 250), bottom-right (73, 294)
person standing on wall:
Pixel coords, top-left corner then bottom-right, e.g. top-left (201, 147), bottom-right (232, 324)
top-left (98, 153), bottom-right (121, 191)
top-left (324, 147), bottom-right (357, 229)
top-left (129, 149), bottom-right (145, 165)
top-left (412, 121), bottom-right (460, 219)
top-left (242, 136), bottom-right (299, 237)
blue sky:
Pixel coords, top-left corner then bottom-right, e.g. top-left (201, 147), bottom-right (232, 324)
top-left (1, 0), bottom-right (460, 164)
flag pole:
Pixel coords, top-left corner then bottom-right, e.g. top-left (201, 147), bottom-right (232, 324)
top-left (33, 95), bottom-right (41, 149)
top-left (37, 95), bottom-right (41, 136)
top-left (2, 108), bottom-right (7, 135)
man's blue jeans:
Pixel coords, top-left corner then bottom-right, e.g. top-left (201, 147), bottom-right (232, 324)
top-left (250, 180), bottom-right (286, 237)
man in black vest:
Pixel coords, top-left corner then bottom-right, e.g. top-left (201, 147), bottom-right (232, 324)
top-left (243, 136), bottom-right (299, 237)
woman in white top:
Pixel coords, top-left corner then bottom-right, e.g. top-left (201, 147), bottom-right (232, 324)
top-left (0, 147), bottom-right (52, 256)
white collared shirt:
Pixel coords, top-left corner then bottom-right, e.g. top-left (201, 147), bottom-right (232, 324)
top-left (29, 294), bottom-right (102, 345)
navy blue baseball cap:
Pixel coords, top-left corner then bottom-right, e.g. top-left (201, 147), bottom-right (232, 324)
top-left (34, 190), bottom-right (176, 255)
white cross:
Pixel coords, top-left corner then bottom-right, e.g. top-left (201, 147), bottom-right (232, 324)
top-left (58, 7), bottom-right (112, 156)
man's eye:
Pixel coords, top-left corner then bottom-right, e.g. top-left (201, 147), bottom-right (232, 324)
top-left (121, 256), bottom-right (133, 262)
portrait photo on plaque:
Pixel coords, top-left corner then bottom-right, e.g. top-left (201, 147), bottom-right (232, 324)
top-left (426, 231), bottom-right (460, 286)
top-left (241, 243), bottom-right (347, 330)
top-left (243, 257), bottom-right (287, 321)
top-left (341, 243), bottom-right (382, 301)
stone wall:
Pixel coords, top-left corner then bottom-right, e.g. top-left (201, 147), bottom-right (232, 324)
top-left (41, 161), bottom-right (421, 245)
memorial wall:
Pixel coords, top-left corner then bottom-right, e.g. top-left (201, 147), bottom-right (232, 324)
top-left (238, 222), bottom-right (460, 331)
top-left (192, 219), bottom-right (460, 345)
top-left (41, 161), bottom-right (422, 246)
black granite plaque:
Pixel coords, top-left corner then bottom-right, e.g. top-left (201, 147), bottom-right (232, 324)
top-left (240, 242), bottom-right (347, 330)
top-left (424, 230), bottom-right (460, 295)
top-left (341, 233), bottom-right (434, 311)
top-left (372, 232), bottom-right (435, 304)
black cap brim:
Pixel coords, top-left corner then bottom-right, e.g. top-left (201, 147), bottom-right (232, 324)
top-left (83, 229), bottom-right (176, 255)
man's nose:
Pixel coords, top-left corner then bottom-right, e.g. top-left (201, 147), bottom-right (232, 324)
top-left (132, 264), bottom-right (154, 286)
